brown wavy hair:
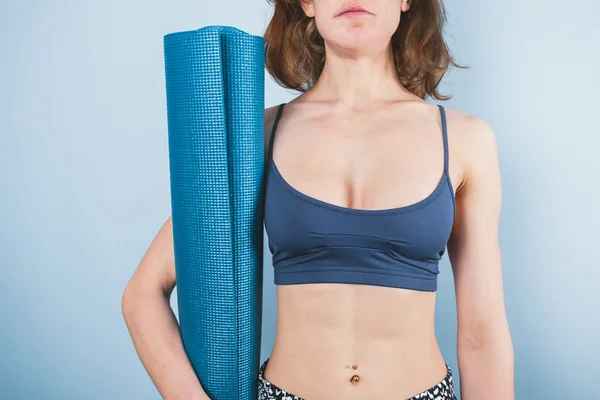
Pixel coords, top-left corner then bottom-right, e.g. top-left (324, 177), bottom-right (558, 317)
top-left (263, 0), bottom-right (466, 100)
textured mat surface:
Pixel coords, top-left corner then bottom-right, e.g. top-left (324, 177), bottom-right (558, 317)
top-left (164, 25), bottom-right (265, 400)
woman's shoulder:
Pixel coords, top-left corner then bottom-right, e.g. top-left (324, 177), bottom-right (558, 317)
top-left (442, 105), bottom-right (500, 195)
top-left (443, 105), bottom-right (497, 160)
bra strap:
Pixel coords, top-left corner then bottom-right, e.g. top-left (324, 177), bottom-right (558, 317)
top-left (268, 103), bottom-right (286, 161)
top-left (437, 104), bottom-right (449, 177)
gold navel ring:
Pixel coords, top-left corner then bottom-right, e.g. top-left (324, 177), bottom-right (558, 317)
top-left (349, 364), bottom-right (360, 383)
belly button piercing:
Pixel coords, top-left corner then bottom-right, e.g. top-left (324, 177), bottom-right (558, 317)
top-left (349, 364), bottom-right (360, 383)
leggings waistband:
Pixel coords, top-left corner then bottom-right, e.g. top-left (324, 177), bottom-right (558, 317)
top-left (257, 358), bottom-right (457, 400)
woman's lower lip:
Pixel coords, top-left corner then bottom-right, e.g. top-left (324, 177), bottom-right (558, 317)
top-left (339, 11), bottom-right (372, 17)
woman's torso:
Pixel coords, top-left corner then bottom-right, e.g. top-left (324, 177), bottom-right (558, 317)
top-left (263, 99), bottom-right (458, 399)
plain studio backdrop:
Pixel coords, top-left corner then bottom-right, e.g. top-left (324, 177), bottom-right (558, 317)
top-left (1, 1), bottom-right (598, 398)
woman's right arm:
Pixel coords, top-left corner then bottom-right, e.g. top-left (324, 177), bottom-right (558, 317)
top-left (121, 106), bottom-right (279, 399)
top-left (121, 216), bottom-right (210, 400)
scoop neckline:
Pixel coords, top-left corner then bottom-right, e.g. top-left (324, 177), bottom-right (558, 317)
top-left (267, 102), bottom-right (452, 216)
top-left (268, 157), bottom-right (449, 215)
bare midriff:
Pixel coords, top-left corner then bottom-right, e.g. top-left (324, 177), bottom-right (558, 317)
top-left (263, 283), bottom-right (448, 399)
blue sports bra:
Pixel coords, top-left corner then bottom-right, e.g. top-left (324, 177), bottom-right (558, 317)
top-left (264, 103), bottom-right (455, 292)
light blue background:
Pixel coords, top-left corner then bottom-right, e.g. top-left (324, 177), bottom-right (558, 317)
top-left (1, 1), bottom-right (598, 399)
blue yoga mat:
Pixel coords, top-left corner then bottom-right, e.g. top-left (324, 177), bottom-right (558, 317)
top-left (163, 25), bottom-right (265, 400)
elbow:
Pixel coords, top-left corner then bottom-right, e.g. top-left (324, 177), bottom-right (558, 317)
top-left (461, 329), bottom-right (486, 350)
top-left (121, 273), bottom-right (171, 320)
top-left (120, 277), bottom-right (150, 320)
top-left (121, 282), bottom-right (137, 321)
top-left (458, 320), bottom-right (514, 357)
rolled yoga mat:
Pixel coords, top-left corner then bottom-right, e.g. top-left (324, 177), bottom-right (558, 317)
top-left (163, 25), bottom-right (265, 400)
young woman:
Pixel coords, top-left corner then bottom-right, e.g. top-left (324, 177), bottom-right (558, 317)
top-left (122, 0), bottom-right (514, 399)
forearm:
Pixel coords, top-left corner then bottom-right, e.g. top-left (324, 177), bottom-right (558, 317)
top-left (457, 325), bottom-right (514, 400)
top-left (122, 285), bottom-right (210, 400)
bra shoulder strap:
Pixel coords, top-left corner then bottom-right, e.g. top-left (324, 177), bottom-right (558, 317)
top-left (268, 103), bottom-right (286, 160)
top-left (437, 104), bottom-right (449, 176)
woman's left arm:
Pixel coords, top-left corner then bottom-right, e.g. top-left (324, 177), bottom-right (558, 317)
top-left (446, 116), bottom-right (515, 400)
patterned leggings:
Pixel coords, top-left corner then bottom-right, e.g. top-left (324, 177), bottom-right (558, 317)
top-left (257, 358), bottom-right (457, 400)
